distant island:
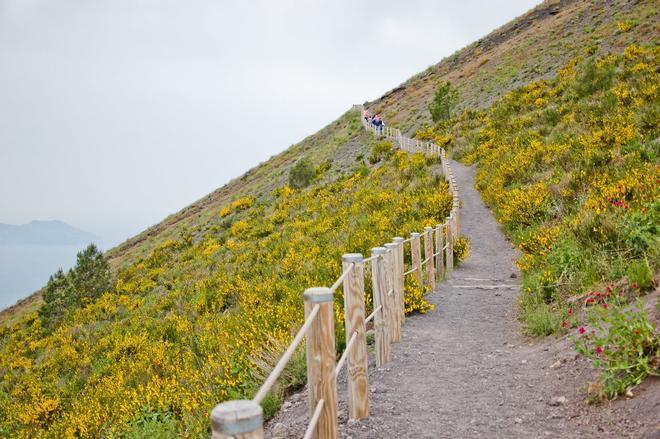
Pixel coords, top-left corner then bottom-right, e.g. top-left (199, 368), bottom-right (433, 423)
top-left (0, 220), bottom-right (97, 246)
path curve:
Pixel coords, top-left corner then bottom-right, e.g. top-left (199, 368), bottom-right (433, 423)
top-left (268, 160), bottom-right (658, 438)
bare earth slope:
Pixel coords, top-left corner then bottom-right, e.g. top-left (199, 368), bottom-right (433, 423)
top-left (267, 161), bottom-right (660, 438)
top-left (369, 0), bottom-right (658, 134)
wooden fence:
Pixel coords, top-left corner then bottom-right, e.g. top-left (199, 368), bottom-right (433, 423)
top-left (210, 105), bottom-right (461, 439)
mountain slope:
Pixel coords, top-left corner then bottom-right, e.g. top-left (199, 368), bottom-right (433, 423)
top-left (0, 0), bottom-right (657, 436)
top-left (0, 220), bottom-right (96, 246)
top-left (369, 0), bottom-right (657, 134)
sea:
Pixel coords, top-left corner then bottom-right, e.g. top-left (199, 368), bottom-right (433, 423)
top-left (0, 244), bottom-right (87, 310)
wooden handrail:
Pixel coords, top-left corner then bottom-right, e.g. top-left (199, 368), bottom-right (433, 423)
top-left (210, 104), bottom-right (463, 439)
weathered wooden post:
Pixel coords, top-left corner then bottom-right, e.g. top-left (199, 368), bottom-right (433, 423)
top-left (392, 237), bottom-right (405, 326)
top-left (341, 254), bottom-right (369, 420)
top-left (211, 400), bottom-right (263, 439)
top-left (423, 227), bottom-right (436, 291)
top-left (453, 195), bottom-right (460, 237)
top-left (384, 243), bottom-right (401, 342)
top-left (410, 232), bottom-right (423, 289)
top-left (303, 287), bottom-right (338, 439)
top-left (371, 247), bottom-right (391, 366)
top-left (445, 217), bottom-right (454, 275)
top-left (435, 223), bottom-right (444, 280)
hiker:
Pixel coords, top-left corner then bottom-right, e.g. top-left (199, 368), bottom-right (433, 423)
top-left (362, 108), bottom-right (370, 123)
top-left (372, 114), bottom-right (384, 134)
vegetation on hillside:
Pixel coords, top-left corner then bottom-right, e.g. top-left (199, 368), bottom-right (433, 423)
top-left (418, 45), bottom-right (659, 398)
top-left (0, 139), bottom-right (455, 436)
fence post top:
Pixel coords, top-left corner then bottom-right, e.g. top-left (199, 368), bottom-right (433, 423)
top-left (342, 253), bottom-right (363, 263)
top-left (436, 223), bottom-right (442, 228)
top-left (371, 246), bottom-right (387, 255)
top-left (424, 226), bottom-right (433, 231)
top-left (303, 287), bottom-right (334, 303)
top-left (384, 243), bottom-right (397, 250)
top-left (211, 400), bottom-right (263, 436)
top-left (410, 232), bottom-right (421, 238)
top-left (392, 237), bottom-right (404, 243)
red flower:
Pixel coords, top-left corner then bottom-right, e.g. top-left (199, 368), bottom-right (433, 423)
top-left (578, 327), bottom-right (586, 334)
top-left (567, 308), bottom-right (573, 316)
top-left (562, 320), bottom-right (569, 328)
top-left (595, 346), bottom-right (603, 354)
top-left (632, 282), bottom-right (638, 289)
top-left (602, 303), bottom-right (608, 309)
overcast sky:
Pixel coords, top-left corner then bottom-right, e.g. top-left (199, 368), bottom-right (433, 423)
top-left (0, 0), bottom-right (539, 245)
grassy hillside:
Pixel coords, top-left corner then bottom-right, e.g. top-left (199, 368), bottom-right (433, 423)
top-left (415, 41), bottom-right (659, 397)
top-left (1, 0), bottom-right (657, 435)
top-left (369, 0), bottom-right (658, 134)
top-left (0, 127), bottom-right (454, 436)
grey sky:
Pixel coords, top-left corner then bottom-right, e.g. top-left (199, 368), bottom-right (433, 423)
top-left (0, 0), bottom-right (539, 245)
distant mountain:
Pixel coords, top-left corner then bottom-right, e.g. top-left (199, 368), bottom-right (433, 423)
top-left (0, 220), bottom-right (96, 246)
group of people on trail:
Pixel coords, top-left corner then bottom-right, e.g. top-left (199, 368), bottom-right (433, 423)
top-left (363, 109), bottom-right (385, 134)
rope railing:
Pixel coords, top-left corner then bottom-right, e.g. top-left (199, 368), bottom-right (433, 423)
top-left (252, 303), bottom-right (321, 404)
top-left (210, 104), bottom-right (462, 439)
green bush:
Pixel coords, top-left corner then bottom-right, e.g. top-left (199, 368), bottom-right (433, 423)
top-left (369, 141), bottom-right (394, 164)
top-left (39, 243), bottom-right (113, 328)
top-left (288, 158), bottom-right (315, 189)
top-left (429, 81), bottom-right (459, 123)
top-left (626, 259), bottom-right (653, 290)
top-left (574, 297), bottom-right (659, 400)
top-left (453, 236), bottom-right (471, 265)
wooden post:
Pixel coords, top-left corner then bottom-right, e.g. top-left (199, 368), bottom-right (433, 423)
top-left (303, 287), bottom-right (338, 439)
top-left (453, 197), bottom-right (460, 237)
top-left (410, 232), bottom-right (423, 289)
top-left (211, 400), bottom-right (263, 439)
top-left (371, 247), bottom-right (391, 366)
top-left (435, 224), bottom-right (444, 280)
top-left (392, 237), bottom-right (405, 325)
top-left (423, 227), bottom-right (436, 292)
top-left (445, 217), bottom-right (454, 275)
top-left (341, 254), bottom-right (369, 420)
top-left (384, 243), bottom-right (401, 342)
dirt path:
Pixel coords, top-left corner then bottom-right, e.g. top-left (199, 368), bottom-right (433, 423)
top-left (268, 160), bottom-right (659, 438)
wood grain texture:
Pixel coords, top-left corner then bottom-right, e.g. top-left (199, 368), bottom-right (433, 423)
top-left (211, 400), bottom-right (263, 439)
top-left (384, 244), bottom-right (401, 343)
top-left (423, 227), bottom-right (436, 292)
top-left (410, 233), bottom-right (423, 289)
top-left (435, 224), bottom-right (444, 281)
top-left (303, 288), bottom-right (338, 439)
top-left (392, 237), bottom-right (406, 327)
top-left (445, 217), bottom-right (454, 275)
top-left (370, 248), bottom-right (391, 366)
top-left (341, 255), bottom-right (369, 420)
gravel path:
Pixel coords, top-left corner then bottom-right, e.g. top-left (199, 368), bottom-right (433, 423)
top-left (268, 160), bottom-right (659, 439)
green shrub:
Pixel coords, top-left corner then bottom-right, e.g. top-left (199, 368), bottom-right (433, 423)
top-left (574, 297), bottom-right (659, 400)
top-left (571, 57), bottom-right (615, 98)
top-left (124, 411), bottom-right (178, 439)
top-left (453, 236), bottom-right (471, 265)
top-left (523, 302), bottom-right (565, 336)
top-left (626, 259), bottom-right (653, 290)
top-left (288, 158), bottom-right (315, 189)
top-left (429, 81), bottom-right (459, 123)
top-left (369, 141), bottom-right (394, 164)
top-left (39, 244), bottom-right (113, 328)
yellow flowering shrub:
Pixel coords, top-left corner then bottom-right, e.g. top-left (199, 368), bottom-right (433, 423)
top-left (426, 45), bottom-right (659, 337)
top-left (0, 147), bottom-right (454, 436)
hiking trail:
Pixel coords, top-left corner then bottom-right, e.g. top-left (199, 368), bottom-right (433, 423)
top-left (267, 160), bottom-right (658, 439)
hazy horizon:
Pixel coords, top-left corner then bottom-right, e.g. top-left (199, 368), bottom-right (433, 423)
top-left (1, 0), bottom-right (539, 246)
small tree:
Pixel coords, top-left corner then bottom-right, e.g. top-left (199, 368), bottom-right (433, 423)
top-left (288, 158), bottom-right (315, 189)
top-left (429, 81), bottom-right (459, 123)
top-left (39, 243), bottom-right (112, 327)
